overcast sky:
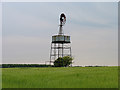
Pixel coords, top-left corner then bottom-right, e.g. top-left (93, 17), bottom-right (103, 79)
top-left (2, 2), bottom-right (118, 66)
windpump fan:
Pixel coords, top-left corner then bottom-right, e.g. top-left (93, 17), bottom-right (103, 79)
top-left (60, 13), bottom-right (66, 25)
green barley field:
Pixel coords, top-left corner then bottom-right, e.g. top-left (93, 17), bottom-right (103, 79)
top-left (2, 66), bottom-right (118, 88)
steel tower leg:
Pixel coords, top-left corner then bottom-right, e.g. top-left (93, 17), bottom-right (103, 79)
top-left (70, 46), bottom-right (72, 67)
top-left (50, 43), bottom-right (52, 65)
top-left (62, 43), bottom-right (63, 58)
top-left (58, 43), bottom-right (60, 58)
top-left (54, 43), bottom-right (56, 61)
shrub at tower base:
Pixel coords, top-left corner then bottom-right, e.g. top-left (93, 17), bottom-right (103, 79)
top-left (54, 56), bottom-right (73, 67)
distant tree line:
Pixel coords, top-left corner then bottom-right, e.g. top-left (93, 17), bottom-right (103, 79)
top-left (0, 64), bottom-right (107, 68)
top-left (2, 64), bottom-right (53, 68)
top-left (1, 56), bottom-right (74, 68)
top-left (85, 65), bottom-right (103, 67)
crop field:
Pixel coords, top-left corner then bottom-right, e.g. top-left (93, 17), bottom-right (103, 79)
top-left (2, 66), bottom-right (118, 88)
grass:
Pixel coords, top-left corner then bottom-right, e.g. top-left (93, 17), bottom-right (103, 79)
top-left (2, 66), bottom-right (118, 88)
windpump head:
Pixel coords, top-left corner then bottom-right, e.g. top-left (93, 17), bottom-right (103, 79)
top-left (60, 13), bottom-right (66, 25)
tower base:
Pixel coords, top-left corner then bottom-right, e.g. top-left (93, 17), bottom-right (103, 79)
top-left (50, 42), bottom-right (72, 65)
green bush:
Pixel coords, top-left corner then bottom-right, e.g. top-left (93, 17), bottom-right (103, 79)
top-left (54, 56), bottom-right (73, 67)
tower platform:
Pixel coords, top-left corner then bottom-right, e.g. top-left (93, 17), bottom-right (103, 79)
top-left (52, 35), bottom-right (70, 43)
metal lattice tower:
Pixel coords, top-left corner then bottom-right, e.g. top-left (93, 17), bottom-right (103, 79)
top-left (50, 13), bottom-right (72, 65)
